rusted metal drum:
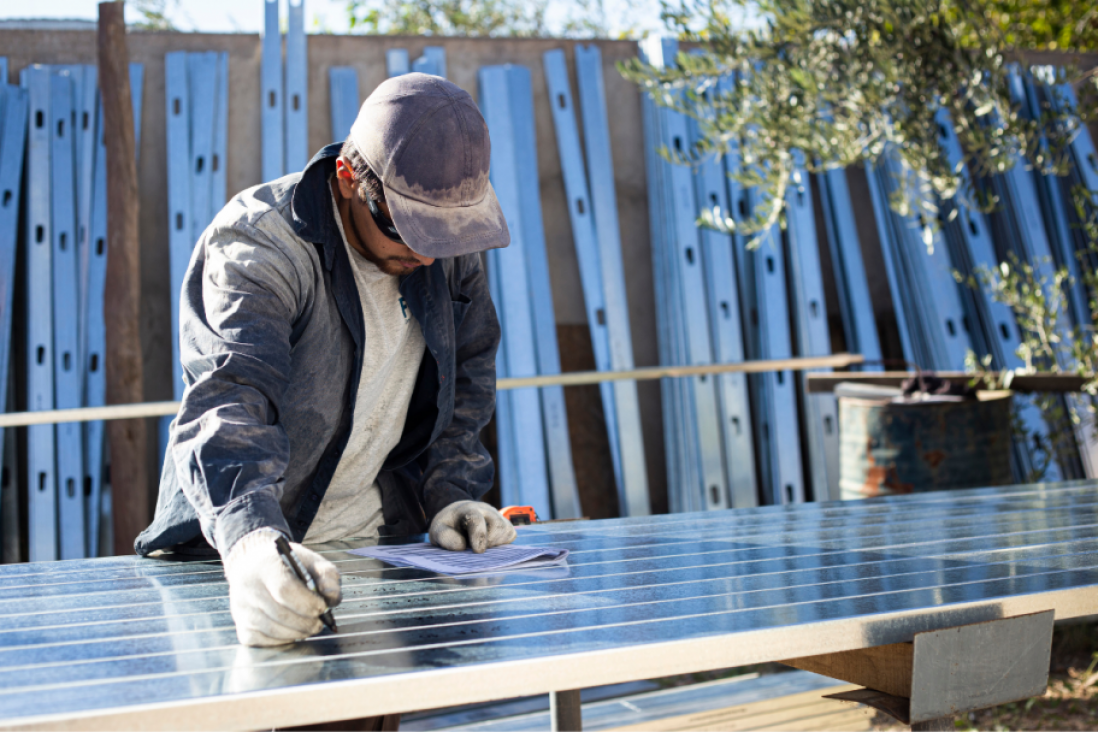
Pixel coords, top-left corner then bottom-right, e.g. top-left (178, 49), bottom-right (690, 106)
top-left (839, 391), bottom-right (1014, 500)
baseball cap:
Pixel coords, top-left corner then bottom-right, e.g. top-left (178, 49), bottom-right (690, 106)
top-left (348, 73), bottom-right (510, 258)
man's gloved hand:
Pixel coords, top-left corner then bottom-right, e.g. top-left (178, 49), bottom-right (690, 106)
top-left (222, 529), bottom-right (342, 647)
top-left (429, 501), bottom-right (517, 553)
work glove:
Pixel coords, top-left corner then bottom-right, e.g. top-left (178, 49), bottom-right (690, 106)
top-left (429, 500), bottom-right (517, 553)
top-left (222, 528), bottom-right (342, 647)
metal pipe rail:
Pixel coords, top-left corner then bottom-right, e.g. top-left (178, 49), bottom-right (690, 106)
top-left (0, 353), bottom-right (864, 428)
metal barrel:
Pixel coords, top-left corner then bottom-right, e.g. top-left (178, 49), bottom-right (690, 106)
top-left (839, 392), bottom-right (1014, 500)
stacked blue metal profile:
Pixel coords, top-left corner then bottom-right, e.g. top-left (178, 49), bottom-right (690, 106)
top-left (479, 64), bottom-right (581, 520)
top-left (934, 108), bottom-right (1062, 482)
top-left (639, 38), bottom-right (769, 510)
top-left (542, 47), bottom-right (651, 517)
top-left (865, 146), bottom-right (974, 374)
top-left (14, 62), bottom-right (143, 560)
top-left (1011, 68), bottom-right (1098, 478)
top-left (261, 0), bottom-right (308, 180)
top-left (163, 51), bottom-right (229, 462)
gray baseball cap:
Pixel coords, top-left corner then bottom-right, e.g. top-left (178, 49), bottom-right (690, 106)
top-left (349, 73), bottom-right (510, 258)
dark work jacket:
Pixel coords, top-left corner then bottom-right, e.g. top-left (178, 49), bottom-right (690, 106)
top-left (135, 144), bottom-right (500, 558)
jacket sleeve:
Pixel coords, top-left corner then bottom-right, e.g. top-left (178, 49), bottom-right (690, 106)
top-left (419, 254), bottom-right (501, 520)
top-left (170, 222), bottom-right (304, 557)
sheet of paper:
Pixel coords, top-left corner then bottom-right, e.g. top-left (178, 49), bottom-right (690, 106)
top-left (348, 542), bottom-right (569, 575)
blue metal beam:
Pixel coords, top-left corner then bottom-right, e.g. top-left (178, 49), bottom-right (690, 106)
top-left (328, 67), bottom-right (359, 142)
top-left (508, 63), bottom-right (581, 519)
top-left (284, 0), bottom-right (308, 173)
top-left (260, 0), bottom-right (283, 181)
top-left (413, 47), bottom-right (446, 78)
top-left (0, 77), bottom-right (27, 555)
top-left (386, 50), bottom-right (410, 78)
top-left (478, 65), bottom-right (551, 519)
top-left (187, 53), bottom-right (217, 253)
top-left (685, 110), bottom-right (757, 509)
top-left (49, 70), bottom-right (86, 558)
top-left (209, 55), bottom-right (226, 215)
top-left (22, 65), bottom-right (58, 561)
top-left (573, 44), bottom-right (651, 516)
top-left (784, 155), bottom-right (840, 501)
top-left (638, 38), bottom-right (691, 513)
top-left (815, 167), bottom-right (882, 368)
top-left (541, 50), bottom-right (623, 514)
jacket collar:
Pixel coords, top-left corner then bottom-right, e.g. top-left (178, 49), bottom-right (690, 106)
top-left (290, 142), bottom-right (344, 271)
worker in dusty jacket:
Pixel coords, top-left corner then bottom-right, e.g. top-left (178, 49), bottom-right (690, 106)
top-left (136, 73), bottom-right (517, 647)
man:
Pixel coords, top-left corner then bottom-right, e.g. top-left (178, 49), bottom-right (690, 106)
top-left (136, 73), bottom-right (517, 648)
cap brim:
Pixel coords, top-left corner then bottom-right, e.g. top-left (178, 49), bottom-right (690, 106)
top-left (386, 183), bottom-right (510, 259)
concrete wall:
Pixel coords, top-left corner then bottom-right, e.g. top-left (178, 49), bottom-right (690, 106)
top-left (0, 30), bottom-right (666, 518)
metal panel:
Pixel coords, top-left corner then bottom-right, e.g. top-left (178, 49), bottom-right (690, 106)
top-left (0, 483), bottom-right (1095, 729)
top-left (686, 112), bottom-right (757, 509)
top-left (785, 157), bottom-right (840, 501)
top-left (22, 66), bottom-right (58, 561)
top-left (284, 0), bottom-right (308, 173)
top-left (508, 63), bottom-right (580, 519)
top-left (328, 66), bottom-right (359, 142)
top-left (260, 0), bottom-right (283, 182)
top-left (478, 65), bottom-right (551, 519)
top-left (910, 611), bottom-right (1053, 723)
top-left (386, 50), bottom-right (410, 78)
top-left (542, 50), bottom-right (622, 512)
top-left (573, 44), bottom-right (650, 517)
top-left (50, 70), bottom-right (86, 559)
top-left (815, 168), bottom-right (882, 368)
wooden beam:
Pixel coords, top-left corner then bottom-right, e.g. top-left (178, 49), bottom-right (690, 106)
top-left (98, 1), bottom-right (149, 556)
top-left (805, 371), bottom-right (1089, 394)
top-left (780, 642), bottom-right (914, 698)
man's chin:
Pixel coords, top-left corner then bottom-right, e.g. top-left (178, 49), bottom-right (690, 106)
top-left (381, 260), bottom-right (421, 275)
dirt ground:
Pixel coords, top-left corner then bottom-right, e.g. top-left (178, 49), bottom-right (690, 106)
top-left (871, 620), bottom-right (1098, 731)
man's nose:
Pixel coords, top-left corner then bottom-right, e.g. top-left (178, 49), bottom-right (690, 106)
top-left (413, 252), bottom-right (436, 266)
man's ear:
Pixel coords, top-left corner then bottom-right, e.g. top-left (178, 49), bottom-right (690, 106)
top-left (333, 158), bottom-right (355, 200)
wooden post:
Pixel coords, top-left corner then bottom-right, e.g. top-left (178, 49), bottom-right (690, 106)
top-left (97, 1), bottom-right (149, 556)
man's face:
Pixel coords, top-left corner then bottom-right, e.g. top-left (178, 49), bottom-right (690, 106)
top-left (333, 158), bottom-right (436, 276)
